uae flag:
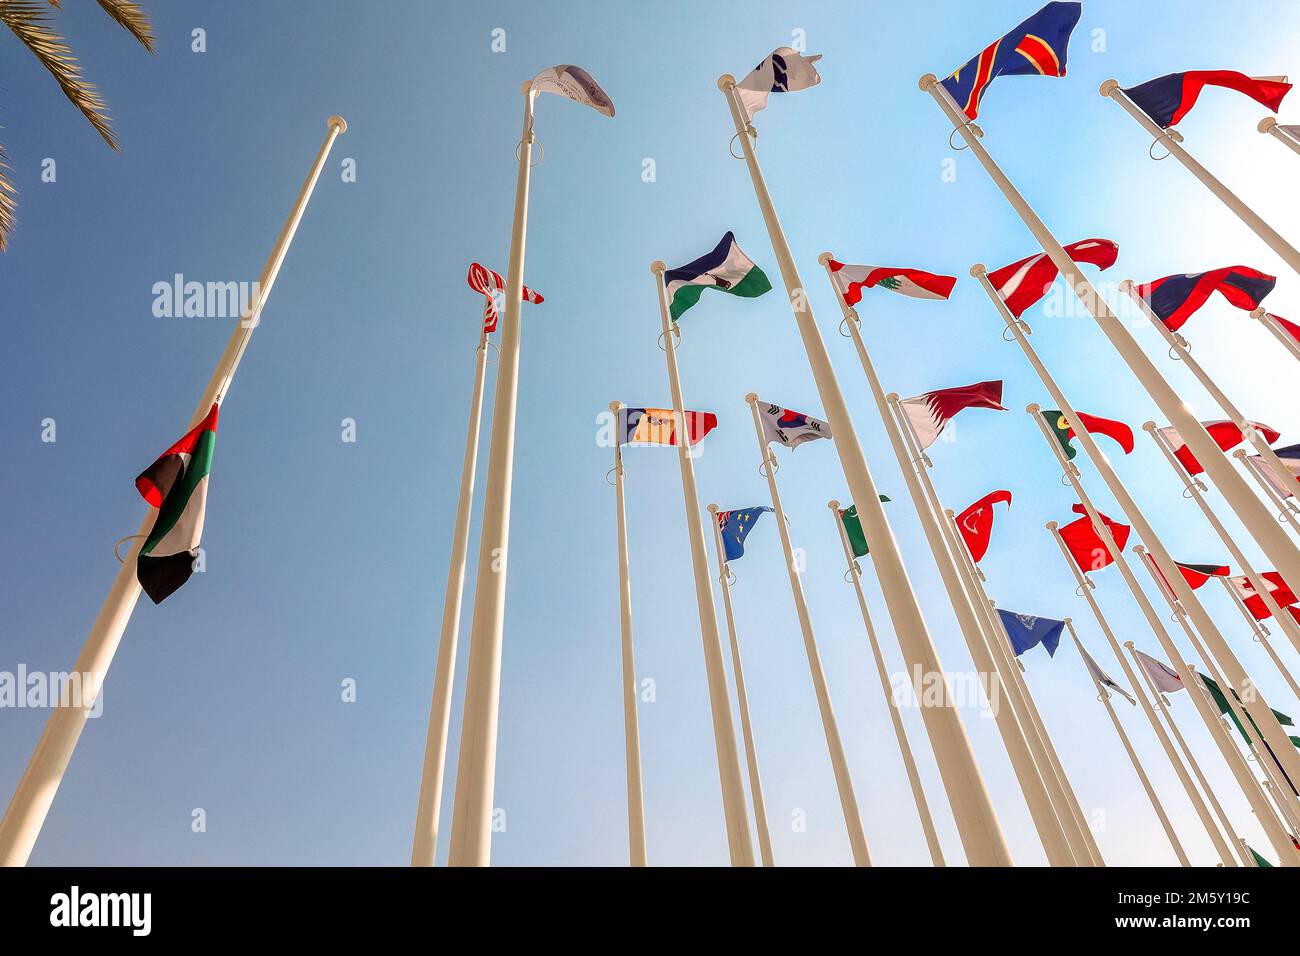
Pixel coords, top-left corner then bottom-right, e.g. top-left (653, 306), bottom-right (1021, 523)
top-left (897, 380), bottom-right (1005, 449)
top-left (839, 496), bottom-right (890, 558)
top-left (1058, 503), bottom-right (1129, 573)
top-left (987, 238), bottom-right (1118, 317)
top-left (1135, 266), bottom-right (1276, 332)
top-left (1158, 420), bottom-right (1281, 475)
top-left (826, 261), bottom-right (956, 305)
top-left (1244, 443), bottom-right (1300, 499)
top-left (135, 403), bottom-right (219, 604)
top-left (1041, 408), bottom-right (1133, 460)
top-left (1228, 571), bottom-right (1298, 621)
top-left (955, 489), bottom-right (1011, 564)
top-left (757, 401), bottom-right (831, 450)
top-left (664, 232), bottom-right (771, 321)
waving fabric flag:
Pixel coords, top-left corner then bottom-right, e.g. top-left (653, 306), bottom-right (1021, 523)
top-left (1133, 649), bottom-right (1183, 695)
top-left (897, 380), bottom-right (1005, 449)
top-left (531, 64), bottom-right (616, 117)
top-left (1158, 420), bottom-right (1281, 475)
top-left (135, 403), bottom-right (220, 604)
top-left (1171, 562), bottom-right (1231, 590)
top-left (1059, 504), bottom-right (1129, 572)
top-left (1121, 70), bottom-right (1291, 129)
top-left (826, 261), bottom-right (956, 304)
top-left (1135, 267), bottom-right (1276, 332)
top-left (1244, 444), bottom-right (1300, 499)
top-left (664, 232), bottom-right (772, 321)
top-left (1263, 313), bottom-right (1300, 350)
top-left (988, 238), bottom-right (1119, 317)
top-left (1228, 571), bottom-right (1298, 621)
top-left (618, 407), bottom-right (717, 447)
top-left (839, 497), bottom-right (890, 557)
top-left (1199, 673), bottom-right (1297, 751)
top-left (1079, 644), bottom-right (1136, 705)
top-left (716, 506), bottom-right (774, 562)
top-left (997, 608), bottom-right (1065, 658)
top-left (1042, 408), bottom-right (1133, 460)
top-left (467, 262), bottom-right (544, 333)
top-left (955, 490), bottom-right (1012, 563)
top-left (757, 402), bottom-right (831, 450)
top-left (735, 47), bottom-right (823, 123)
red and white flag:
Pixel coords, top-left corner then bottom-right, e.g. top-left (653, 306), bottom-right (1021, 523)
top-left (1158, 420), bottom-right (1281, 475)
top-left (897, 380), bottom-right (1006, 449)
top-left (955, 490), bottom-right (1012, 563)
top-left (987, 238), bottom-right (1119, 318)
top-left (1228, 571), bottom-right (1298, 621)
top-left (467, 262), bottom-right (544, 333)
top-left (1243, 444), bottom-right (1300, 499)
top-left (1134, 648), bottom-right (1184, 695)
top-left (826, 261), bottom-right (956, 305)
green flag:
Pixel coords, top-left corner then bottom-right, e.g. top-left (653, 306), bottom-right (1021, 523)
top-left (839, 497), bottom-right (890, 558)
top-left (1249, 845), bottom-right (1275, 868)
top-left (1199, 673), bottom-right (1294, 747)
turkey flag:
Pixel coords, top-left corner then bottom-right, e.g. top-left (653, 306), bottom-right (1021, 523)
top-left (955, 490), bottom-right (1012, 564)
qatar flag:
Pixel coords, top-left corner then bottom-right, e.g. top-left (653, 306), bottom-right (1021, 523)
top-left (986, 238), bottom-right (1118, 317)
top-left (826, 261), bottom-right (957, 305)
top-left (897, 380), bottom-right (1006, 449)
top-left (955, 490), bottom-right (1012, 563)
top-left (1158, 420), bottom-right (1281, 475)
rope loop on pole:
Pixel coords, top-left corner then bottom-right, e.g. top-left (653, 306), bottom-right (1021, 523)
top-left (838, 317), bottom-right (854, 338)
top-left (728, 132), bottom-right (746, 160)
top-left (1148, 137), bottom-right (1173, 161)
top-left (604, 467), bottom-right (618, 487)
top-left (1096, 692), bottom-right (1107, 704)
top-left (113, 534), bottom-right (146, 564)
top-left (1001, 322), bottom-right (1018, 342)
top-left (724, 566), bottom-right (737, 587)
top-left (948, 122), bottom-right (981, 150)
top-left (758, 456), bottom-right (779, 478)
top-left (517, 137), bottom-right (544, 167)
top-left (656, 324), bottom-right (681, 352)
top-left (477, 339), bottom-right (499, 365)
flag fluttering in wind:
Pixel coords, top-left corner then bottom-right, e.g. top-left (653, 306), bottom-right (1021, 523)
top-left (988, 238), bottom-right (1118, 317)
top-left (1133, 648), bottom-right (1184, 695)
top-left (1249, 845), bottom-right (1276, 868)
top-left (1199, 672), bottom-right (1298, 749)
top-left (664, 232), bottom-right (772, 321)
top-left (1059, 503), bottom-right (1130, 573)
top-left (997, 608), bottom-right (1065, 658)
top-left (756, 401), bottom-right (831, 450)
top-left (531, 64), bottom-right (616, 117)
top-left (826, 261), bottom-right (956, 304)
top-left (839, 497), bottom-right (890, 557)
top-left (1041, 408), bottom-right (1133, 460)
top-left (940, 1), bottom-right (1083, 120)
top-left (955, 490), bottom-right (1012, 563)
top-left (135, 403), bottom-right (220, 604)
top-left (1158, 420), bottom-right (1281, 475)
top-left (466, 262), bottom-right (544, 333)
top-left (716, 506), bottom-right (774, 562)
top-left (1079, 643), bottom-right (1136, 705)
top-left (1228, 571), bottom-right (1298, 621)
top-left (1170, 562), bottom-right (1232, 591)
top-left (1120, 71), bottom-right (1291, 129)
top-left (1244, 444), bottom-right (1300, 499)
top-left (735, 47), bottom-right (822, 123)
top-left (1135, 267), bottom-right (1276, 332)
top-left (1262, 313), bottom-right (1300, 350)
top-left (617, 407), bottom-right (717, 447)
top-left (897, 380), bottom-right (1005, 449)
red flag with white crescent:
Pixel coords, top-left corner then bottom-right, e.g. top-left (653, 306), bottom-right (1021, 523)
top-left (955, 490), bottom-right (1012, 563)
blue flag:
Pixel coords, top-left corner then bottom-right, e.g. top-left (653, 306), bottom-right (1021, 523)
top-left (716, 506), bottom-right (773, 562)
top-left (997, 608), bottom-right (1065, 658)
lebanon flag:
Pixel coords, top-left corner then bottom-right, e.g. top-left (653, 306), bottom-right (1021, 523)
top-left (1058, 503), bottom-right (1130, 573)
top-left (1158, 420), bottom-right (1281, 475)
top-left (987, 238), bottom-right (1119, 318)
top-left (1121, 70), bottom-right (1292, 129)
top-left (955, 490), bottom-right (1012, 563)
top-left (467, 262), bottom-right (543, 333)
top-left (1041, 408), bottom-right (1134, 460)
top-left (826, 261), bottom-right (956, 305)
top-left (1135, 266), bottom-right (1276, 332)
top-left (897, 380), bottom-right (1006, 449)
top-left (135, 403), bottom-right (220, 604)
top-left (1243, 443), bottom-right (1300, 499)
top-left (1229, 571), bottom-right (1298, 621)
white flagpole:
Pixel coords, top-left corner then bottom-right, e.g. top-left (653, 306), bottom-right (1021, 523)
top-left (826, 499), bottom-right (945, 866)
top-left (1214, 577), bottom-right (1300, 699)
top-left (705, 504), bottom-right (775, 867)
top-left (719, 79), bottom-right (1010, 867)
top-left (744, 396), bottom-right (871, 866)
top-left (1233, 448), bottom-right (1300, 537)
top-left (1258, 116), bottom-right (1300, 158)
top-left (921, 73), bottom-right (1300, 592)
top-left (0, 117), bottom-right (346, 867)
top-left (650, 265), bottom-right (754, 866)
top-left (1099, 80), bottom-right (1300, 276)
top-left (1249, 308), bottom-right (1300, 363)
top-left (1065, 621), bottom-right (1190, 866)
top-left (612, 422), bottom-right (648, 868)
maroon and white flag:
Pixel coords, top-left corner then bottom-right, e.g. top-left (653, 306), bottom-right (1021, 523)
top-left (987, 238), bottom-right (1118, 317)
top-left (826, 261), bottom-right (956, 305)
top-left (467, 262), bottom-right (544, 333)
top-left (897, 380), bottom-right (1006, 449)
top-left (1158, 420), bottom-right (1281, 475)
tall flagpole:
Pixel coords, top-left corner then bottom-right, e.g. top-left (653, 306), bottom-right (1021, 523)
top-left (1233, 448), bottom-right (1300, 537)
top-left (612, 414), bottom-right (648, 867)
top-left (1065, 621), bottom-right (1190, 866)
top-left (650, 264), bottom-right (754, 866)
top-left (719, 78), bottom-right (1011, 867)
top-left (1249, 308), bottom-right (1300, 363)
top-left (921, 73), bottom-right (1300, 595)
top-left (1214, 576), bottom-right (1300, 699)
top-left (744, 395), bottom-right (871, 866)
top-left (0, 117), bottom-right (347, 867)
top-left (706, 504), bottom-right (775, 867)
top-left (1100, 81), bottom-right (1300, 276)
top-left (1258, 116), bottom-right (1300, 158)
top-left (827, 499), bottom-right (945, 866)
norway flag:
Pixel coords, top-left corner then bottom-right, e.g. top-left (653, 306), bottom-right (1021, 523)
top-left (1135, 267), bottom-right (1276, 331)
top-left (1121, 70), bottom-right (1291, 129)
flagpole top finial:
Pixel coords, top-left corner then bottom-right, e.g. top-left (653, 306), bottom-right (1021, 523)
top-left (1250, 306), bottom-right (1268, 319)
top-left (1141, 420), bottom-right (1156, 432)
top-left (828, 499), bottom-right (840, 510)
top-left (649, 260), bottom-right (666, 275)
top-left (1259, 116), bottom-right (1279, 133)
top-left (1099, 79), bottom-right (1120, 97)
top-left (717, 74), bottom-right (736, 92)
top-left (328, 115), bottom-right (348, 133)
top-left (707, 503), bottom-right (719, 513)
top-left (1045, 521), bottom-right (1058, 530)
top-left (520, 80), bottom-right (535, 95)
top-left (1232, 448), bottom-right (1247, 459)
top-left (918, 73), bottom-right (938, 91)
top-left (817, 252), bottom-right (834, 266)
top-left (969, 263), bottom-right (986, 277)
top-left (1118, 278), bottom-right (1134, 293)
top-left (744, 392), bottom-right (758, 404)
top-left (885, 391), bottom-right (899, 403)
top-left (609, 401), bottom-right (623, 413)
top-left (1123, 640), bottom-right (1135, 649)
top-left (1025, 402), bottom-right (1040, 414)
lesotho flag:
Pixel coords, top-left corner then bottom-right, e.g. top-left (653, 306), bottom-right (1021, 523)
top-left (663, 232), bottom-right (771, 321)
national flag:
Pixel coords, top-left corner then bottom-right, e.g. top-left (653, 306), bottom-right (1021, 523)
top-left (1041, 408), bottom-right (1134, 460)
top-left (663, 232), bottom-right (772, 321)
top-left (1198, 672), bottom-right (1296, 749)
top-left (955, 490), bottom-right (1012, 563)
top-left (1133, 648), bottom-right (1183, 695)
top-left (1248, 846), bottom-right (1275, 868)
top-left (997, 608), bottom-right (1065, 658)
top-left (839, 497), bottom-right (890, 557)
top-left (1228, 571), bottom-right (1298, 621)
top-left (897, 380), bottom-right (1005, 449)
top-left (1263, 312), bottom-right (1300, 350)
top-left (1135, 267), bottom-right (1276, 332)
top-left (1243, 444), bottom-right (1300, 499)
top-left (135, 403), bottom-right (220, 604)
top-left (735, 47), bottom-right (823, 123)
top-left (617, 407), bottom-right (717, 447)
top-left (1120, 70), bottom-right (1291, 129)
top-left (987, 238), bottom-right (1119, 317)
top-left (1058, 503), bottom-right (1130, 573)
top-left (467, 262), bottom-right (544, 334)
top-left (1158, 420), bottom-right (1281, 475)
top-left (825, 260), bottom-right (956, 305)
top-left (1078, 644), bottom-right (1136, 705)
top-left (716, 506), bottom-right (774, 562)
top-left (940, 1), bottom-right (1082, 120)
top-left (757, 401), bottom-right (831, 450)
top-left (531, 64), bottom-right (616, 117)
top-left (1170, 562), bottom-right (1232, 590)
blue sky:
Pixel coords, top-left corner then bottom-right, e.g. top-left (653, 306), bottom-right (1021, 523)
top-left (2, 0), bottom-right (1300, 866)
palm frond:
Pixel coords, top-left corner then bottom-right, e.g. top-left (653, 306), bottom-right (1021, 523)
top-left (94, 0), bottom-right (154, 52)
top-left (0, 139), bottom-right (17, 252)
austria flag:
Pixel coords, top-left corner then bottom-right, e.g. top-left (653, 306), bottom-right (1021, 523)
top-left (987, 238), bottom-right (1118, 317)
top-left (1135, 266), bottom-right (1275, 332)
top-left (1121, 70), bottom-right (1292, 129)
top-left (955, 490), bottom-right (1012, 564)
top-left (826, 261), bottom-right (956, 305)
top-left (1058, 504), bottom-right (1130, 573)
top-left (1158, 420), bottom-right (1281, 475)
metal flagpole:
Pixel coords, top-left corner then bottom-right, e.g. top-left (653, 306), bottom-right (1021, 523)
top-left (921, 73), bottom-right (1300, 592)
top-left (1234, 448), bottom-right (1300, 537)
top-left (743, 396), bottom-right (871, 866)
top-left (1214, 577), bottom-right (1300, 699)
top-left (649, 264), bottom-right (754, 866)
top-left (827, 499), bottom-right (945, 866)
top-left (719, 79), bottom-right (1010, 867)
top-left (1099, 80), bottom-right (1300, 276)
top-left (1258, 116), bottom-right (1300, 158)
top-left (612, 418), bottom-right (648, 867)
top-left (0, 117), bottom-right (347, 867)
top-left (1249, 308), bottom-right (1300, 363)
top-left (1065, 621), bottom-right (1190, 866)
top-left (706, 503), bottom-right (775, 867)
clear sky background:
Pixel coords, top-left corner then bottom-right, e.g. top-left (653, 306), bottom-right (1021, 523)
top-left (2, 0), bottom-right (1299, 866)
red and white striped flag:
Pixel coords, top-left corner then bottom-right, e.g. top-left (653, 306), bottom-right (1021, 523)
top-left (826, 261), bottom-right (956, 304)
top-left (467, 262), bottom-right (544, 333)
top-left (987, 238), bottom-right (1118, 317)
